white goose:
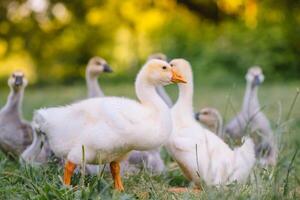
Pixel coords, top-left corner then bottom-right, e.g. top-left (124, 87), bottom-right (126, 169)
top-left (225, 66), bottom-right (277, 166)
top-left (21, 59), bottom-right (186, 191)
top-left (166, 59), bottom-right (256, 187)
top-left (85, 56), bottom-right (165, 175)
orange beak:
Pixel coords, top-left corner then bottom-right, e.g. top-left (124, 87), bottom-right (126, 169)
top-left (171, 69), bottom-right (187, 83)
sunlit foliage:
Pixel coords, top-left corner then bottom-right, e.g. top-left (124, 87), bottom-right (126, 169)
top-left (0, 0), bottom-right (299, 84)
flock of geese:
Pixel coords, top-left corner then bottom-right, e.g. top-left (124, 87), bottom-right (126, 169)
top-left (0, 53), bottom-right (277, 192)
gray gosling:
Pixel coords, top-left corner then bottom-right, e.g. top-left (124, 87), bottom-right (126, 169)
top-left (86, 56), bottom-right (113, 98)
top-left (0, 71), bottom-right (50, 162)
top-left (195, 107), bottom-right (224, 138)
top-left (225, 66), bottom-right (277, 166)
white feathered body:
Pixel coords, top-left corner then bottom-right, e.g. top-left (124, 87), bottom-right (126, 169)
top-left (167, 113), bottom-right (255, 186)
top-left (33, 96), bottom-right (171, 164)
top-left (164, 59), bottom-right (257, 186)
top-left (165, 58), bottom-right (255, 186)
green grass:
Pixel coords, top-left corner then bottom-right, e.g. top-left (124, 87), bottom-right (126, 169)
top-left (0, 81), bottom-right (299, 199)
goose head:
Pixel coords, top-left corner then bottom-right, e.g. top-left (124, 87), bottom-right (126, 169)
top-left (8, 71), bottom-right (28, 92)
top-left (86, 57), bottom-right (112, 78)
top-left (148, 53), bottom-right (167, 61)
top-left (246, 66), bottom-right (264, 88)
top-left (195, 107), bottom-right (222, 134)
top-left (140, 59), bottom-right (187, 86)
top-left (169, 59), bottom-right (193, 83)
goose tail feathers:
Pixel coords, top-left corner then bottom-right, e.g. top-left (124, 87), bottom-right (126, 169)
top-left (231, 137), bottom-right (256, 182)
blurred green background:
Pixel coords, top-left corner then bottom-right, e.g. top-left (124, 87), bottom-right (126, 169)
top-left (0, 0), bottom-right (299, 86)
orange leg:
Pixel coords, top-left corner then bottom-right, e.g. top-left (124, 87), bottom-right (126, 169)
top-left (110, 161), bottom-right (124, 191)
top-left (63, 160), bottom-right (76, 186)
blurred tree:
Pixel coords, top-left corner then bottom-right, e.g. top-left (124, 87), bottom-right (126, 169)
top-left (0, 0), bottom-right (299, 84)
top-left (178, 0), bottom-right (229, 22)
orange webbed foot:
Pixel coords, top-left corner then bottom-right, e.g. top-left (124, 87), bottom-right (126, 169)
top-left (110, 161), bottom-right (124, 191)
top-left (63, 160), bottom-right (76, 186)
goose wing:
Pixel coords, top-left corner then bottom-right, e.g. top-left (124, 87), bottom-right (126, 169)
top-left (63, 97), bottom-right (151, 136)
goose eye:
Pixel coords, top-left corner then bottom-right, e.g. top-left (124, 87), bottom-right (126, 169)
top-left (162, 66), bottom-right (167, 70)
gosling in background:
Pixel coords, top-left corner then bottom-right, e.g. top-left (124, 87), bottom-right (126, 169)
top-left (86, 56), bottom-right (113, 98)
top-left (195, 107), bottom-right (223, 139)
top-left (225, 66), bottom-right (277, 166)
top-left (0, 72), bottom-right (50, 162)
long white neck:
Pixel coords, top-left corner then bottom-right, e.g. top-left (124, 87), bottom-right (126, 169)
top-left (135, 74), bottom-right (168, 111)
top-left (242, 82), bottom-right (260, 117)
top-left (86, 73), bottom-right (104, 98)
top-left (134, 71), bottom-right (171, 150)
top-left (2, 88), bottom-right (23, 116)
top-left (173, 75), bottom-right (194, 122)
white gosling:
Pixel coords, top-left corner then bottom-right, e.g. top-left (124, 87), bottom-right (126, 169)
top-left (21, 59), bottom-right (187, 191)
top-left (86, 56), bottom-right (113, 98)
top-left (195, 107), bottom-right (223, 138)
top-left (0, 72), bottom-right (50, 161)
top-left (85, 56), bottom-right (165, 175)
top-left (165, 59), bottom-right (256, 187)
top-left (225, 66), bottom-right (277, 166)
